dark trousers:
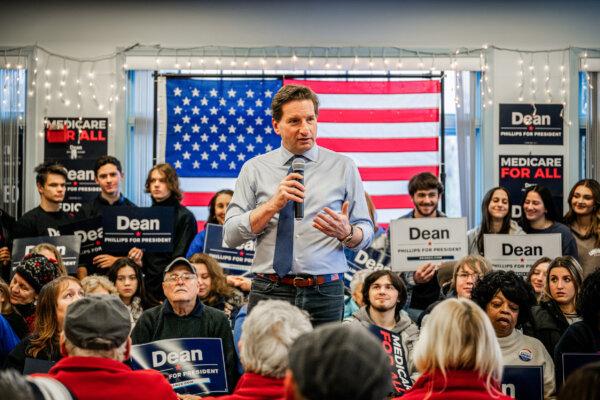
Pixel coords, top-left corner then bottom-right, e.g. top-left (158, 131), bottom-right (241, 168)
top-left (247, 275), bottom-right (344, 327)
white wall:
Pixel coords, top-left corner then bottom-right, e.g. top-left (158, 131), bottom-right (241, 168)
top-left (1, 0), bottom-right (599, 212)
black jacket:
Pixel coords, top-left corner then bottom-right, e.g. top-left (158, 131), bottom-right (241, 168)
top-left (142, 195), bottom-right (197, 301)
top-left (530, 300), bottom-right (570, 356)
top-left (3, 335), bottom-right (61, 373)
top-left (77, 193), bottom-right (137, 219)
top-left (554, 320), bottom-right (600, 390)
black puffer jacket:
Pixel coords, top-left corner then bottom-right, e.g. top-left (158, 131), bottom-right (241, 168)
top-left (530, 299), bottom-right (570, 355)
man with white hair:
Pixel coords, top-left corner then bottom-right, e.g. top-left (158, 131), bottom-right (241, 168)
top-left (37, 294), bottom-right (177, 400)
top-left (180, 300), bottom-right (313, 400)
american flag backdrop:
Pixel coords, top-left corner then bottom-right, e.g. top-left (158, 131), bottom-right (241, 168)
top-left (164, 77), bottom-right (441, 231)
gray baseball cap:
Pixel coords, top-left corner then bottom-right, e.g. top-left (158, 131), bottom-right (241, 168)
top-left (163, 257), bottom-right (197, 277)
top-left (64, 294), bottom-right (131, 350)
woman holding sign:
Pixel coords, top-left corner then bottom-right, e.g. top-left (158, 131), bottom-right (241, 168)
top-left (530, 256), bottom-right (583, 355)
top-left (185, 189), bottom-right (233, 258)
top-left (564, 179), bottom-right (600, 277)
top-left (521, 185), bottom-right (578, 259)
top-left (472, 271), bottom-right (556, 398)
top-left (468, 187), bottom-right (524, 256)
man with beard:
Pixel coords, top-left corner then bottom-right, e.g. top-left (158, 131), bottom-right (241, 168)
top-left (14, 162), bottom-right (74, 239)
top-left (388, 172), bottom-right (446, 320)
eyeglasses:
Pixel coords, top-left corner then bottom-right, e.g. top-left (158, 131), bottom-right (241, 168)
top-left (164, 273), bottom-right (197, 284)
top-left (457, 272), bottom-right (481, 281)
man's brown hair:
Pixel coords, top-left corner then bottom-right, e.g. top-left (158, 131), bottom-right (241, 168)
top-left (145, 163), bottom-right (183, 201)
top-left (271, 84), bottom-right (319, 122)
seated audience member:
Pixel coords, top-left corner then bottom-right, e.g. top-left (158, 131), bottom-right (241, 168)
top-left (0, 315), bottom-right (19, 366)
top-left (29, 243), bottom-right (67, 276)
top-left (13, 162), bottom-right (74, 239)
top-left (0, 281), bottom-right (28, 339)
top-left (554, 268), bottom-right (600, 390)
top-left (138, 163), bottom-right (197, 301)
top-left (9, 254), bottom-right (63, 334)
top-left (471, 270), bottom-right (556, 398)
top-left (563, 179), bottom-right (600, 278)
top-left (80, 275), bottom-right (118, 296)
top-left (527, 257), bottom-right (552, 303)
top-left (189, 253), bottom-right (244, 321)
top-left (402, 298), bottom-right (511, 400)
top-left (0, 368), bottom-right (74, 400)
top-left (181, 300), bottom-right (313, 400)
top-left (531, 256), bottom-right (583, 355)
top-left (5, 276), bottom-right (83, 373)
top-left (107, 258), bottom-right (159, 327)
top-left (345, 270), bottom-right (419, 381)
top-left (343, 269), bottom-right (370, 319)
top-left (131, 257), bottom-right (239, 390)
top-left (418, 255), bottom-right (491, 326)
top-left (557, 361), bottom-right (600, 400)
top-left (521, 185), bottom-right (578, 258)
top-left (186, 189), bottom-right (233, 258)
top-left (285, 324), bottom-right (392, 400)
top-left (468, 186), bottom-right (524, 256)
top-left (38, 295), bottom-right (177, 400)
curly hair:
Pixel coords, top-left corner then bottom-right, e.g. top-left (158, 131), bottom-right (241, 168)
top-left (577, 268), bottom-right (600, 327)
top-left (471, 270), bottom-right (537, 327)
top-left (361, 269), bottom-right (407, 321)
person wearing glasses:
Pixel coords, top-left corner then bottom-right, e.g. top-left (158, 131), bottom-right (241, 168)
top-left (131, 257), bottom-right (239, 391)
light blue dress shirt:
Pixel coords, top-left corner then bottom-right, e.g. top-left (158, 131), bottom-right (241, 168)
top-left (223, 145), bottom-right (374, 275)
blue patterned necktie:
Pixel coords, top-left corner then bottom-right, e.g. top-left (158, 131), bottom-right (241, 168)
top-left (273, 158), bottom-right (297, 277)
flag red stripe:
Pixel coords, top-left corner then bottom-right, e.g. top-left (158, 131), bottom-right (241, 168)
top-left (359, 166), bottom-right (439, 181)
top-left (284, 79), bottom-right (441, 94)
top-left (371, 194), bottom-right (413, 209)
top-left (318, 108), bottom-right (439, 123)
top-left (181, 192), bottom-right (214, 207)
top-left (197, 221), bottom-right (206, 232)
top-left (318, 138), bottom-right (438, 153)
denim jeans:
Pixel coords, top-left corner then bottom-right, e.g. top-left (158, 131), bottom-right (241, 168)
top-left (247, 276), bottom-right (345, 327)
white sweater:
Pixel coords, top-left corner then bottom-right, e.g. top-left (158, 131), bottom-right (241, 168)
top-left (498, 329), bottom-right (556, 398)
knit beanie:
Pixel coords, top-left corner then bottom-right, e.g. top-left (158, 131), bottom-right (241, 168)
top-left (15, 253), bottom-right (62, 293)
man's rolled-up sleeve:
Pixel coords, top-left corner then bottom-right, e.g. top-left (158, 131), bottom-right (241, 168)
top-left (223, 163), bottom-right (259, 247)
top-left (346, 162), bottom-right (374, 250)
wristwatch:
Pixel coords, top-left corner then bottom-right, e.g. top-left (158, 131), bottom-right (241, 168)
top-left (340, 224), bottom-right (355, 246)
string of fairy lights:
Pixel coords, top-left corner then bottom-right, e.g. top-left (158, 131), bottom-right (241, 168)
top-left (2, 44), bottom-right (600, 131)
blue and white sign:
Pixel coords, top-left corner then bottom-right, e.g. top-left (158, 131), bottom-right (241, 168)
top-left (205, 224), bottom-right (254, 275)
top-left (102, 207), bottom-right (174, 252)
top-left (501, 365), bottom-right (543, 400)
top-left (60, 216), bottom-right (104, 268)
top-left (131, 337), bottom-right (228, 396)
top-left (344, 246), bottom-right (390, 289)
top-left (12, 235), bottom-right (81, 275)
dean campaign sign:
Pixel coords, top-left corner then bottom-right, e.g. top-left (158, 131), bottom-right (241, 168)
top-left (130, 338), bottom-right (228, 396)
top-left (102, 207), bottom-right (174, 252)
top-left (499, 103), bottom-right (563, 145)
top-left (390, 218), bottom-right (468, 271)
top-left (484, 234), bottom-right (561, 276)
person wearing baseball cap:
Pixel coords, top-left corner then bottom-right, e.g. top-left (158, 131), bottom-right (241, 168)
top-left (131, 257), bottom-right (240, 392)
top-left (36, 294), bottom-right (177, 400)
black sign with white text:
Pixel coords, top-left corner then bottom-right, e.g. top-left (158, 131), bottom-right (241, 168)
top-left (60, 217), bottom-right (104, 268)
top-left (102, 207), bottom-right (174, 252)
top-left (11, 235), bottom-right (81, 274)
top-left (57, 158), bottom-right (100, 214)
top-left (499, 104), bottom-right (563, 145)
top-left (44, 117), bottom-right (108, 160)
top-left (499, 155), bottom-right (564, 218)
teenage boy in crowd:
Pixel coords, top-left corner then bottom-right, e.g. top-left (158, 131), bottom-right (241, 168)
top-left (13, 162), bottom-right (75, 239)
top-left (78, 155), bottom-right (139, 275)
top-left (387, 172), bottom-right (446, 320)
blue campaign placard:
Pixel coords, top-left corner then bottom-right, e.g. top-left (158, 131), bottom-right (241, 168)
top-left (204, 223), bottom-right (255, 275)
top-left (562, 353), bottom-right (600, 384)
top-left (102, 207), bottom-right (174, 252)
top-left (344, 246), bottom-right (390, 289)
top-left (60, 216), bottom-right (104, 267)
top-left (130, 337), bottom-right (228, 396)
top-left (501, 365), bottom-right (543, 400)
top-left (11, 235), bottom-right (81, 275)
top-left (367, 325), bottom-right (412, 396)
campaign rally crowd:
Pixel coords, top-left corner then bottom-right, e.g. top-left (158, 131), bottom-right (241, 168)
top-left (1, 85), bottom-right (600, 400)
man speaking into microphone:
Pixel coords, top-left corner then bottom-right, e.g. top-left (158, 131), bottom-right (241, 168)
top-left (223, 84), bottom-right (373, 325)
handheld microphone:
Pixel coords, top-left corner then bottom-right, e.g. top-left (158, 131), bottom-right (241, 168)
top-left (291, 157), bottom-right (306, 220)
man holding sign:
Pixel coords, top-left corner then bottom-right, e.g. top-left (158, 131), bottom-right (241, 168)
top-left (38, 295), bottom-right (177, 400)
top-left (223, 85), bottom-right (373, 325)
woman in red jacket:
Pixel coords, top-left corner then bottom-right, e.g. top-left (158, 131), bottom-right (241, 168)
top-left (402, 298), bottom-right (512, 400)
